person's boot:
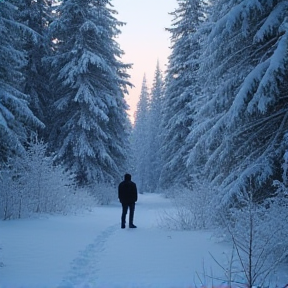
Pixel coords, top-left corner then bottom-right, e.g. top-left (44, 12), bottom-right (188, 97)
top-left (129, 209), bottom-right (135, 228)
top-left (121, 215), bottom-right (126, 229)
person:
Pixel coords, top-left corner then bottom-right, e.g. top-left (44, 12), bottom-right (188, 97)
top-left (118, 173), bottom-right (138, 229)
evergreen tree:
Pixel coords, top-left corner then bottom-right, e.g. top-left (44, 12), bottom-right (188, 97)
top-left (0, 1), bottom-right (43, 164)
top-left (187, 0), bottom-right (288, 205)
top-left (159, 0), bottom-right (206, 189)
top-left (47, 0), bottom-right (131, 185)
top-left (132, 75), bottom-right (150, 193)
top-left (148, 61), bottom-right (164, 191)
top-left (15, 0), bottom-right (53, 138)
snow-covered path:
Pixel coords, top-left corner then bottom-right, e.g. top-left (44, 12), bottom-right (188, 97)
top-left (60, 195), bottom-right (229, 288)
top-left (0, 194), bottom-right (241, 288)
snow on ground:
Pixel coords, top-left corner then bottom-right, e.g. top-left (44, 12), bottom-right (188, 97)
top-left (0, 193), bottom-right (287, 288)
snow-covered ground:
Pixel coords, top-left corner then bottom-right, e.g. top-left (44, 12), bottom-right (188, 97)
top-left (0, 193), bottom-right (287, 288)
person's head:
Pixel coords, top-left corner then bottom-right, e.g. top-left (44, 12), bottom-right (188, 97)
top-left (124, 173), bottom-right (131, 181)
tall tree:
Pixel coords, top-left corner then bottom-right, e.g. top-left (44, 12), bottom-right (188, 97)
top-left (0, 1), bottom-right (43, 164)
top-left (132, 75), bottom-right (150, 193)
top-left (159, 0), bottom-right (206, 189)
top-left (148, 61), bottom-right (164, 191)
top-left (47, 0), bottom-right (131, 185)
top-left (15, 0), bottom-right (53, 138)
top-left (187, 0), bottom-right (288, 205)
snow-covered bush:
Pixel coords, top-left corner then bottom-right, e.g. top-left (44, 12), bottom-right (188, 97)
top-left (159, 182), bottom-right (215, 230)
top-left (0, 139), bottom-right (96, 220)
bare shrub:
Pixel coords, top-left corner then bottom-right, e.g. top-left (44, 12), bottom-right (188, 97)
top-left (159, 182), bottom-right (214, 230)
top-left (213, 186), bottom-right (288, 287)
top-left (88, 183), bottom-right (118, 205)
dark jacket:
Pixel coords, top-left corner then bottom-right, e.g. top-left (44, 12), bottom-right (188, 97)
top-left (118, 174), bottom-right (138, 204)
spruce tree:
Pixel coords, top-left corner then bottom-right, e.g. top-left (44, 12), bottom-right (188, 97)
top-left (148, 61), bottom-right (164, 191)
top-left (47, 0), bottom-right (131, 185)
top-left (132, 75), bottom-right (150, 193)
top-left (0, 1), bottom-right (43, 164)
top-left (16, 0), bottom-right (53, 139)
top-left (160, 0), bottom-right (206, 189)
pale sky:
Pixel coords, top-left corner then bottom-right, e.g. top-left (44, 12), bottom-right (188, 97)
top-left (112, 0), bottom-right (178, 123)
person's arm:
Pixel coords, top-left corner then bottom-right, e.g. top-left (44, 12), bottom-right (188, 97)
top-left (118, 184), bottom-right (122, 202)
top-left (134, 184), bottom-right (138, 202)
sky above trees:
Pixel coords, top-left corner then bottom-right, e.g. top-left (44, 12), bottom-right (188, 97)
top-left (112, 0), bottom-right (177, 122)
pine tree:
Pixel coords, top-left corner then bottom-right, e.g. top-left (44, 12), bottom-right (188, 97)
top-left (148, 61), bottom-right (164, 191)
top-left (47, 0), bottom-right (131, 185)
top-left (0, 1), bottom-right (43, 164)
top-left (187, 0), bottom-right (288, 205)
top-left (132, 75), bottom-right (150, 193)
top-left (159, 0), bottom-right (206, 189)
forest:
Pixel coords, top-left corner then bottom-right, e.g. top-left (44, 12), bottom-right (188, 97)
top-left (0, 0), bottom-right (287, 284)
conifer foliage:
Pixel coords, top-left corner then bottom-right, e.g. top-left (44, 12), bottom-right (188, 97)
top-left (132, 75), bottom-right (151, 192)
top-left (132, 63), bottom-right (165, 193)
top-left (156, 0), bottom-right (288, 206)
top-left (148, 62), bottom-right (164, 190)
top-left (0, 0), bottom-right (43, 164)
top-left (132, 62), bottom-right (165, 193)
top-left (16, 0), bottom-right (52, 131)
top-left (47, 0), bottom-right (131, 185)
top-left (186, 0), bottom-right (288, 205)
top-left (159, 0), bottom-right (206, 189)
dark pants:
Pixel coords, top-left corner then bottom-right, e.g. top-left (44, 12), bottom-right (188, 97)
top-left (121, 202), bottom-right (135, 225)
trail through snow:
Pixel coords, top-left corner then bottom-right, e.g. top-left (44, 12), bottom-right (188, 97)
top-left (59, 194), bottom-right (229, 288)
top-left (1, 193), bottom-right (287, 288)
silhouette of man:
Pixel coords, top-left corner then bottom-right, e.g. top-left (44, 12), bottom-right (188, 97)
top-left (118, 173), bottom-right (138, 229)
